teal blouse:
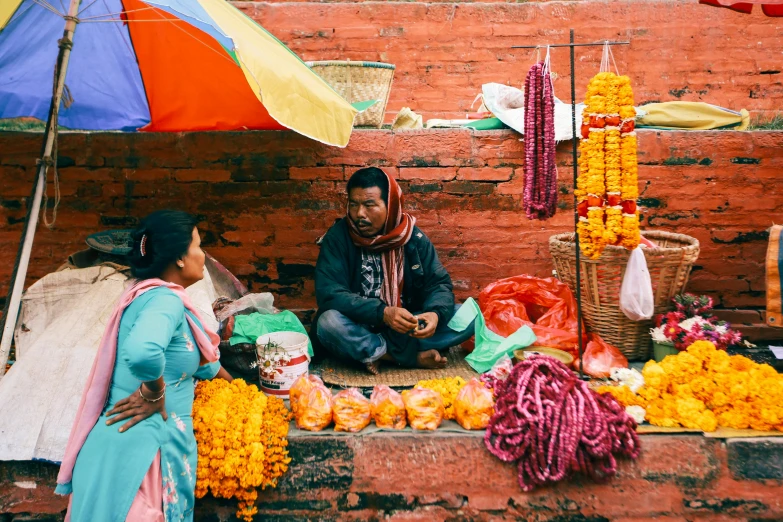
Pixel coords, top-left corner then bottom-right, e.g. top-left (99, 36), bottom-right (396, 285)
top-left (57, 287), bottom-right (220, 522)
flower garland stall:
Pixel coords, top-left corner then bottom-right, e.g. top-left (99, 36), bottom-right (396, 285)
top-left (576, 72), bottom-right (640, 259)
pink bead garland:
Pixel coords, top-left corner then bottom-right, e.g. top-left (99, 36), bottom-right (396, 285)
top-left (523, 62), bottom-right (558, 220)
top-left (484, 355), bottom-right (641, 491)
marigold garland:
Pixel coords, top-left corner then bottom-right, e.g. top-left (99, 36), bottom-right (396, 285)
top-left (598, 341), bottom-right (783, 432)
top-left (193, 379), bottom-right (292, 521)
top-left (577, 71), bottom-right (640, 259)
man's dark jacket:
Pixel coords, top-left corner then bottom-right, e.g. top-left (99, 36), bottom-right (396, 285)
top-left (311, 218), bottom-right (455, 367)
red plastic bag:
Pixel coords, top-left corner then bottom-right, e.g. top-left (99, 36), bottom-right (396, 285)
top-left (478, 275), bottom-right (582, 357)
top-left (574, 334), bottom-right (628, 378)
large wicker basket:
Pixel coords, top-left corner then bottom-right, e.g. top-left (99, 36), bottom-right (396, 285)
top-left (549, 231), bottom-right (700, 360)
top-left (306, 60), bottom-right (395, 128)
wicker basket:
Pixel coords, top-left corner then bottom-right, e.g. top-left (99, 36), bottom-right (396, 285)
top-left (306, 60), bottom-right (395, 128)
top-left (549, 231), bottom-right (700, 361)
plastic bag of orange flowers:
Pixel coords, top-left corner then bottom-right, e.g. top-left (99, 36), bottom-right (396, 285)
top-left (332, 388), bottom-right (372, 432)
top-left (370, 385), bottom-right (407, 429)
top-left (402, 387), bottom-right (444, 430)
top-left (454, 378), bottom-right (495, 430)
top-left (296, 384), bottom-right (333, 431)
top-left (289, 374), bottom-right (325, 416)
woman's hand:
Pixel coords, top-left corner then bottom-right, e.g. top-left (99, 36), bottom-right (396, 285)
top-left (106, 383), bottom-right (167, 433)
top-left (215, 365), bottom-right (234, 382)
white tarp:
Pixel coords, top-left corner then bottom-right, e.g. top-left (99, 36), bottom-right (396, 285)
top-left (0, 264), bottom-right (222, 463)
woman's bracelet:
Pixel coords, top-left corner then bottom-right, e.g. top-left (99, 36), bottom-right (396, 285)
top-left (139, 384), bottom-right (166, 403)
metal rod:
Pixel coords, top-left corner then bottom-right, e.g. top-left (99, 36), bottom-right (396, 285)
top-left (568, 29), bottom-right (586, 380)
top-left (0, 0), bottom-right (83, 377)
top-left (512, 41), bottom-right (630, 49)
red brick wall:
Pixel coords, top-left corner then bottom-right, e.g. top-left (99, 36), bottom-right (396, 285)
top-left (235, 0), bottom-right (783, 122)
top-left (4, 434), bottom-right (783, 521)
top-left (0, 129), bottom-right (779, 315)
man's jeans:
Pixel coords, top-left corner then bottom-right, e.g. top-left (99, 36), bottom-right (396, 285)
top-left (316, 306), bottom-right (474, 364)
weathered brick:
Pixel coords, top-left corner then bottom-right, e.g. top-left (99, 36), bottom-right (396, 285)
top-left (399, 167), bottom-right (457, 181)
top-left (173, 169), bottom-right (231, 183)
top-left (456, 167), bottom-right (512, 182)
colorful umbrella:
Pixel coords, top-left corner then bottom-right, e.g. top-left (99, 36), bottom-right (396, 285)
top-left (0, 0), bottom-right (363, 146)
top-left (699, 0), bottom-right (783, 16)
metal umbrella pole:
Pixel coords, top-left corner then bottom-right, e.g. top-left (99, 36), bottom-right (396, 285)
top-left (0, 0), bottom-right (82, 377)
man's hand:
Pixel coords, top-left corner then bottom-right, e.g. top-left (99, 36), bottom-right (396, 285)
top-left (412, 312), bottom-right (438, 339)
top-left (383, 306), bottom-right (419, 334)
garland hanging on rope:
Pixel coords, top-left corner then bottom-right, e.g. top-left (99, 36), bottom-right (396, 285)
top-left (576, 44), bottom-right (640, 259)
top-left (523, 50), bottom-right (558, 220)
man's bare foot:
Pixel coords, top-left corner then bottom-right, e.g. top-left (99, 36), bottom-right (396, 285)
top-left (417, 349), bottom-right (448, 369)
top-left (366, 361), bottom-right (381, 375)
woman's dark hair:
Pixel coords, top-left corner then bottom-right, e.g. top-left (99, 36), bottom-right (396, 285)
top-left (129, 210), bottom-right (198, 279)
top-left (346, 167), bottom-right (389, 202)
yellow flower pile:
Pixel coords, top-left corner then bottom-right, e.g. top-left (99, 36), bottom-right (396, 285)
top-left (598, 341), bottom-right (783, 432)
top-left (193, 379), bottom-right (292, 521)
top-left (416, 376), bottom-right (466, 420)
top-left (577, 72), bottom-right (640, 259)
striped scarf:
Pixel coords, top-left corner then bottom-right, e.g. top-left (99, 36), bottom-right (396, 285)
top-left (347, 170), bottom-right (416, 307)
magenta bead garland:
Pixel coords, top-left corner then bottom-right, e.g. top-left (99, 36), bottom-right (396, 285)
top-left (484, 355), bottom-right (641, 491)
top-left (523, 61), bottom-right (558, 220)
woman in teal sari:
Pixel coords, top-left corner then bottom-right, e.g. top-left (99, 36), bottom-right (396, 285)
top-left (56, 210), bottom-right (233, 522)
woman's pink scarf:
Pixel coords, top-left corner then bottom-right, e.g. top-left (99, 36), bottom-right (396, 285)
top-left (56, 278), bottom-right (220, 491)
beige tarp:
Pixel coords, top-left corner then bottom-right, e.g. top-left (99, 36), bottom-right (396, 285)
top-left (0, 261), bottom-right (230, 462)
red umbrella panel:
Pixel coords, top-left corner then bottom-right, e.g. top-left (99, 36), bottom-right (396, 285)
top-left (700, 0), bottom-right (783, 16)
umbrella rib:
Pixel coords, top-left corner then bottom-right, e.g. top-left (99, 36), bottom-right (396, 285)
top-left (77, 0), bottom-right (103, 16)
top-left (78, 6), bottom-right (154, 20)
top-left (77, 9), bottom-right (236, 67)
top-left (102, 0), bottom-right (136, 60)
top-left (32, 0), bottom-right (63, 17)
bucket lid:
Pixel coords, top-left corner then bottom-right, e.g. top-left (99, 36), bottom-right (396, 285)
top-left (256, 331), bottom-right (310, 349)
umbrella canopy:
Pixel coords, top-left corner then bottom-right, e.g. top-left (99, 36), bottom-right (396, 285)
top-left (699, 0), bottom-right (783, 16)
top-left (0, 0), bottom-right (361, 146)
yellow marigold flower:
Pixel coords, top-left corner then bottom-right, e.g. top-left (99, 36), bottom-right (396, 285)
top-left (193, 379), bottom-right (292, 521)
top-left (416, 377), bottom-right (466, 420)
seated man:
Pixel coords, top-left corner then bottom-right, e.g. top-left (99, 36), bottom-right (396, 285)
top-left (312, 167), bottom-right (471, 374)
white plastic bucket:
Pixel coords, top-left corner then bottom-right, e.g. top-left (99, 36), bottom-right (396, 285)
top-left (256, 331), bottom-right (310, 398)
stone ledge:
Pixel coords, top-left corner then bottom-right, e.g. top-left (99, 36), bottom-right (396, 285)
top-left (727, 437), bottom-right (783, 480)
top-left (3, 433), bottom-right (783, 521)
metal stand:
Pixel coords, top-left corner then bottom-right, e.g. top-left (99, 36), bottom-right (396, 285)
top-left (513, 30), bottom-right (629, 380)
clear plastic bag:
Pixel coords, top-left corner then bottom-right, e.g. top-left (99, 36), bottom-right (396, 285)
top-left (402, 387), bottom-right (444, 431)
top-left (332, 388), bottom-right (371, 433)
top-left (454, 378), bottom-right (495, 430)
top-left (370, 385), bottom-right (407, 429)
top-left (296, 385), bottom-right (333, 431)
top-left (619, 247), bottom-right (655, 321)
top-left (289, 374), bottom-right (324, 417)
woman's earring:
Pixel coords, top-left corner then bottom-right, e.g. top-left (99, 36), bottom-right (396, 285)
top-left (177, 261), bottom-right (185, 268)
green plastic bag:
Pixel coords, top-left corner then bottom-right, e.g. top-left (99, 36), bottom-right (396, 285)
top-left (449, 298), bottom-right (535, 373)
top-left (230, 311), bottom-right (314, 357)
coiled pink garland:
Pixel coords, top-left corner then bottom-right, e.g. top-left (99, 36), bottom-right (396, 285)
top-left (484, 355), bottom-right (641, 491)
top-left (523, 62), bottom-right (558, 220)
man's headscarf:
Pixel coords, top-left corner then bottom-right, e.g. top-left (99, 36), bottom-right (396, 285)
top-left (347, 169), bottom-right (416, 307)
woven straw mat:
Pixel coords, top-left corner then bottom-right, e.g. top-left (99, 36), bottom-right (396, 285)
top-left (313, 346), bottom-right (478, 388)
